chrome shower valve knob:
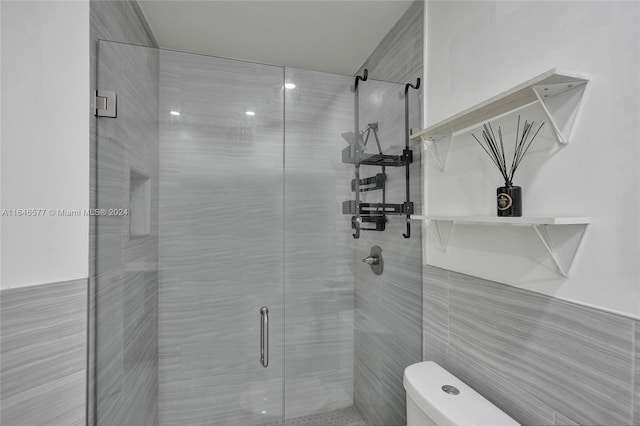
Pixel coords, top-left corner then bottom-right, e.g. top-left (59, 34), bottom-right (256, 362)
top-left (362, 255), bottom-right (379, 265)
top-left (363, 246), bottom-right (384, 275)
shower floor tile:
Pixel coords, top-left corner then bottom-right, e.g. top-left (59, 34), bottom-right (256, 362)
top-left (257, 405), bottom-right (367, 426)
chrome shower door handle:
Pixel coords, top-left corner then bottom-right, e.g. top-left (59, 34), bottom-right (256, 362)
top-left (260, 306), bottom-right (269, 367)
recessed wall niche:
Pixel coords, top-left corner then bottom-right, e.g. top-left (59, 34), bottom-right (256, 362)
top-left (129, 169), bottom-right (151, 237)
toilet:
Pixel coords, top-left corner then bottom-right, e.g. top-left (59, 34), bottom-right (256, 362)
top-left (403, 361), bottom-right (520, 426)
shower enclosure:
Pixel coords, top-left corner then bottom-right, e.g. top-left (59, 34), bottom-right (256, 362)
top-left (93, 40), bottom-right (418, 425)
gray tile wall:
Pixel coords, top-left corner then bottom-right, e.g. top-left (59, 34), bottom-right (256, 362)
top-left (284, 67), bottom-right (355, 419)
top-left (90, 2), bottom-right (158, 425)
top-left (357, 1), bottom-right (424, 86)
top-left (353, 2), bottom-right (424, 425)
top-left (94, 39), bottom-right (159, 426)
top-left (423, 265), bottom-right (640, 425)
top-left (0, 279), bottom-right (87, 426)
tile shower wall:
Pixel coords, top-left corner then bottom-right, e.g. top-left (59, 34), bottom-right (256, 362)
top-left (423, 266), bottom-right (640, 425)
top-left (284, 68), bottom-right (355, 418)
top-left (90, 2), bottom-right (158, 425)
top-left (157, 50), bottom-right (285, 426)
top-left (353, 2), bottom-right (424, 425)
top-left (0, 279), bottom-right (87, 426)
top-left (90, 0), bottom-right (157, 272)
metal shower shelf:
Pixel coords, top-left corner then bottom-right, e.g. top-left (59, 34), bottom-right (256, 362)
top-left (351, 173), bottom-right (387, 192)
top-left (342, 69), bottom-right (420, 239)
top-left (343, 201), bottom-right (414, 216)
top-left (341, 146), bottom-right (413, 167)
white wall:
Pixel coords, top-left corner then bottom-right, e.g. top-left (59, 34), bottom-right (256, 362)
top-left (1, 0), bottom-right (4, 284)
top-left (424, 1), bottom-right (640, 317)
top-left (1, 1), bottom-right (89, 289)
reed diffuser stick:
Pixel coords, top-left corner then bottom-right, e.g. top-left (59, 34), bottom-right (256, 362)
top-left (472, 115), bottom-right (545, 185)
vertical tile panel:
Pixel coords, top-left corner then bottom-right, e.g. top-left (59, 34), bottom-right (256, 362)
top-left (422, 265), bottom-right (448, 342)
top-left (87, 276), bottom-right (96, 425)
top-left (120, 270), bottom-right (158, 425)
top-left (95, 40), bottom-right (159, 425)
top-left (95, 270), bottom-right (123, 402)
top-left (354, 329), bottom-right (383, 425)
top-left (357, 1), bottom-right (424, 86)
top-left (90, 2), bottom-right (157, 424)
top-left (352, 3), bottom-right (424, 424)
top-left (353, 79), bottom-right (423, 425)
top-left (421, 329), bottom-right (448, 365)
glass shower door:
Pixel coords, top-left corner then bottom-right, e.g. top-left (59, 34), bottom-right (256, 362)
top-left (156, 49), bottom-right (285, 426)
top-left (95, 41), bottom-right (285, 425)
top-left (282, 67), bottom-right (356, 422)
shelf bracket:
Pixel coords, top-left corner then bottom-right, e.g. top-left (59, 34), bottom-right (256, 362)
top-left (426, 219), bottom-right (453, 252)
top-left (531, 81), bottom-right (589, 144)
top-left (532, 224), bottom-right (588, 277)
top-left (419, 134), bottom-right (452, 171)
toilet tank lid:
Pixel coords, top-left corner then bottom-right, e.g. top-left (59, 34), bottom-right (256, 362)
top-left (403, 362), bottom-right (520, 426)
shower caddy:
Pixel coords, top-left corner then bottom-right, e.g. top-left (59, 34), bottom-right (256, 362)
top-left (342, 69), bottom-right (421, 239)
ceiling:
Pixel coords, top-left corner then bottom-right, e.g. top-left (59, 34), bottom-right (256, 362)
top-left (138, 1), bottom-right (414, 75)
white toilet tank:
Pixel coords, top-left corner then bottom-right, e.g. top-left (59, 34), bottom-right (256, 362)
top-left (403, 361), bottom-right (520, 426)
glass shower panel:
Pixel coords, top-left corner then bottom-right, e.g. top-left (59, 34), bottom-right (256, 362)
top-left (96, 41), bottom-right (285, 426)
top-left (157, 50), bottom-right (284, 426)
top-left (283, 68), bottom-right (355, 421)
top-left (95, 40), bottom-right (160, 425)
top-left (353, 77), bottom-right (423, 425)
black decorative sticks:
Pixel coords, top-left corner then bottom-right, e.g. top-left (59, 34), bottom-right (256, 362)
top-left (471, 116), bottom-right (545, 186)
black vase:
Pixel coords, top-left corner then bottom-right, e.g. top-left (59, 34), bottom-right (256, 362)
top-left (496, 185), bottom-right (522, 217)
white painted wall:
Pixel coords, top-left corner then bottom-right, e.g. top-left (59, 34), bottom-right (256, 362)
top-left (424, 1), bottom-right (640, 317)
top-left (1, 1), bottom-right (89, 289)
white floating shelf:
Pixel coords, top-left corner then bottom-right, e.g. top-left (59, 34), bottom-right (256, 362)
top-left (412, 68), bottom-right (590, 170)
top-left (411, 215), bottom-right (590, 277)
top-left (410, 215), bottom-right (590, 226)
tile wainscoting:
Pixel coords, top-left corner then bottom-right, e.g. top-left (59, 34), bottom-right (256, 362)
top-left (0, 279), bottom-right (87, 426)
top-left (423, 265), bottom-right (639, 425)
